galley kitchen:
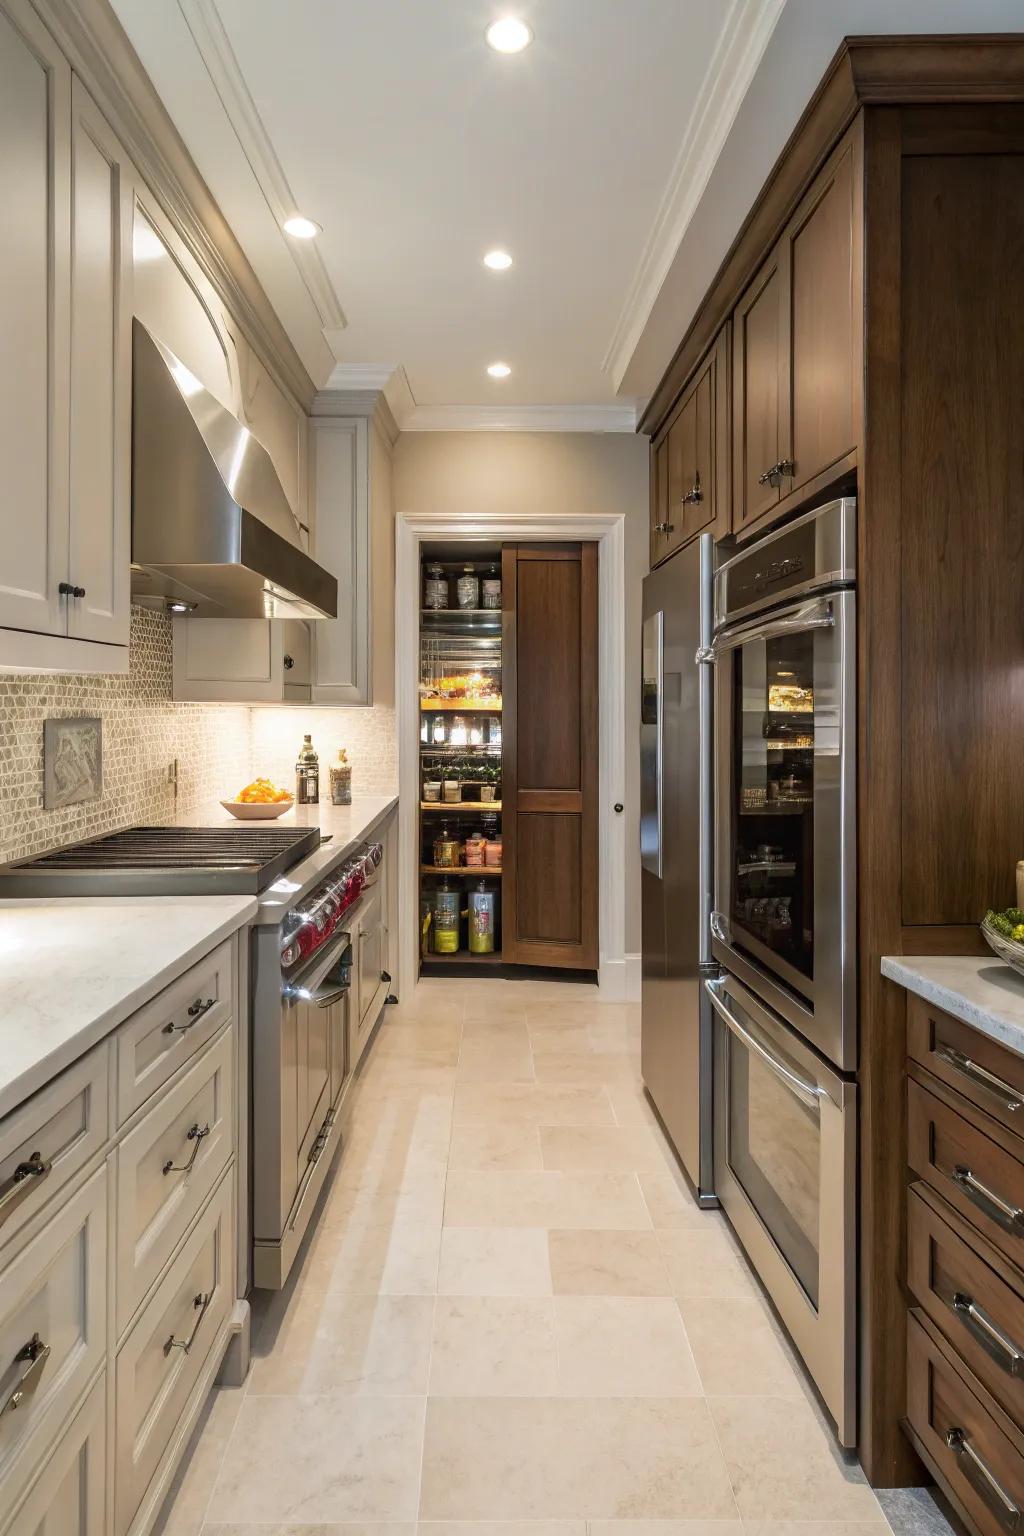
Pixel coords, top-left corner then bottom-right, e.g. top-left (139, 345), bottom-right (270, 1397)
top-left (1, 6), bottom-right (1024, 1536)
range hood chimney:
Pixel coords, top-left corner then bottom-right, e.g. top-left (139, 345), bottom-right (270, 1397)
top-left (130, 319), bottom-right (337, 620)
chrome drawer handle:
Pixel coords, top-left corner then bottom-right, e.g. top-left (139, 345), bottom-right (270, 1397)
top-left (164, 997), bottom-right (215, 1035)
top-left (937, 1045), bottom-right (1022, 1114)
top-left (162, 1123), bottom-right (211, 1177)
top-left (0, 1334), bottom-right (50, 1419)
top-left (0, 1152), bottom-right (52, 1228)
top-left (951, 1292), bottom-right (1024, 1376)
top-left (945, 1428), bottom-right (1021, 1529)
top-left (165, 1292), bottom-right (212, 1356)
top-left (952, 1165), bottom-right (1024, 1236)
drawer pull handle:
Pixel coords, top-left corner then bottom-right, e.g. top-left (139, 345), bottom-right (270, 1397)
top-left (937, 1045), bottom-right (1022, 1113)
top-left (165, 1292), bottom-right (212, 1356)
top-left (682, 475), bottom-right (704, 506)
top-left (952, 1165), bottom-right (1024, 1235)
top-left (653, 521), bottom-right (674, 535)
top-left (945, 1428), bottom-right (1021, 1529)
top-left (0, 1152), bottom-right (52, 1227)
top-left (0, 1334), bottom-right (50, 1419)
top-left (162, 1123), bottom-right (211, 1177)
top-left (951, 1292), bottom-right (1024, 1376)
top-left (164, 997), bottom-right (216, 1035)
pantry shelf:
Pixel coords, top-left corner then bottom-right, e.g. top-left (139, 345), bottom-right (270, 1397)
top-left (420, 697), bottom-right (502, 711)
top-left (421, 865), bottom-right (502, 877)
top-left (421, 800), bottom-right (502, 812)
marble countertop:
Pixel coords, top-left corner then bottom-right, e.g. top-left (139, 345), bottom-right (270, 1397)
top-left (171, 794), bottom-right (398, 923)
top-left (0, 895), bottom-right (256, 1120)
top-left (882, 953), bottom-right (1024, 1058)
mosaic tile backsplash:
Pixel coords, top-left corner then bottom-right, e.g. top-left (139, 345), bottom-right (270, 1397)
top-left (0, 607), bottom-right (398, 863)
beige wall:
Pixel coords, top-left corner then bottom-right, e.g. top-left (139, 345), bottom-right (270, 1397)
top-left (393, 431), bottom-right (649, 955)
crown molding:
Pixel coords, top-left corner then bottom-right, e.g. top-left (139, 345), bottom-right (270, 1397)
top-left (602, 0), bottom-right (786, 392)
top-left (325, 364), bottom-right (398, 392)
top-left (39, 0), bottom-right (317, 410)
top-left (177, 0), bottom-right (346, 331)
top-left (398, 403), bottom-right (638, 434)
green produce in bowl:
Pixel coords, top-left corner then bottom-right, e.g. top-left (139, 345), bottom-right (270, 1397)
top-left (984, 908), bottom-right (1024, 940)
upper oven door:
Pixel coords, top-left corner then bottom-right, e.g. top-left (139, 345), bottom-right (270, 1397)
top-left (711, 589), bottom-right (856, 1071)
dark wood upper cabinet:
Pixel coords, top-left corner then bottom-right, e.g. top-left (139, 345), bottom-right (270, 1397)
top-left (501, 543), bottom-right (598, 970)
top-left (649, 327), bottom-right (729, 567)
top-left (732, 130), bottom-right (860, 539)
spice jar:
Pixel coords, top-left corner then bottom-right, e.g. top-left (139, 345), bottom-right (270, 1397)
top-left (424, 563), bottom-right (448, 610)
top-left (433, 827), bottom-right (460, 868)
top-left (485, 836), bottom-right (502, 868)
top-left (329, 749), bottom-right (352, 805)
top-left (456, 566), bottom-right (480, 609)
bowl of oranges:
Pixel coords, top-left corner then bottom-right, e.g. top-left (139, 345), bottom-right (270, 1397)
top-left (221, 778), bottom-right (294, 819)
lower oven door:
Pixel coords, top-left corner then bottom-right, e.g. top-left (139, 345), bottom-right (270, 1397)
top-left (709, 971), bottom-right (856, 1447)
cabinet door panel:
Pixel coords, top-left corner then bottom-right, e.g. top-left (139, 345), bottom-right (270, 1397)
top-left (733, 256), bottom-right (785, 532)
top-left (788, 142), bottom-right (856, 497)
top-left (650, 436), bottom-right (670, 567)
top-left (68, 80), bottom-right (132, 646)
top-left (310, 416), bottom-right (370, 705)
top-left (0, 0), bottom-right (69, 637)
top-left (664, 392), bottom-right (695, 559)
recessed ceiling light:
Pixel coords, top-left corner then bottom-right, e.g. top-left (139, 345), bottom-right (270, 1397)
top-left (485, 16), bottom-right (533, 53)
top-left (483, 249), bottom-right (513, 271)
top-left (282, 215), bottom-right (322, 239)
top-left (487, 361), bottom-right (512, 378)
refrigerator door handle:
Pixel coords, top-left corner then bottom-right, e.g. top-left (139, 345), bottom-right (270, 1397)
top-left (640, 610), bottom-right (664, 878)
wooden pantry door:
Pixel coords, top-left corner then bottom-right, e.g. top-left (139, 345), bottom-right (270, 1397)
top-left (501, 542), bottom-right (598, 970)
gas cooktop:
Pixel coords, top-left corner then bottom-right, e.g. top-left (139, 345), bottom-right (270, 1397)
top-left (0, 825), bottom-right (322, 898)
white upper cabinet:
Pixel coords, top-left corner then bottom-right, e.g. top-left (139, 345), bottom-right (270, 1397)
top-left (0, 0), bottom-right (70, 642)
top-left (0, 0), bottom-right (131, 671)
top-left (310, 416), bottom-right (370, 706)
top-left (68, 78), bottom-right (133, 647)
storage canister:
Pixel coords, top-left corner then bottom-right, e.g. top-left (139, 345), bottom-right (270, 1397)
top-left (433, 827), bottom-right (460, 867)
top-left (485, 836), bottom-right (502, 868)
top-left (482, 564), bottom-right (501, 609)
top-left (424, 563), bottom-right (448, 609)
top-left (456, 566), bottom-right (480, 609)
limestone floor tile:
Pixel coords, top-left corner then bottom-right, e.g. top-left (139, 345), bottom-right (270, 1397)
top-left (420, 1522), bottom-right (584, 1536)
top-left (658, 1228), bottom-right (760, 1300)
top-left (589, 1523), bottom-right (744, 1536)
top-left (357, 1058), bottom-right (458, 1091)
top-left (375, 1025), bottom-right (462, 1058)
top-left (419, 1396), bottom-right (739, 1520)
top-left (429, 1295), bottom-right (559, 1395)
top-left (744, 1524), bottom-right (892, 1536)
top-left (300, 1218), bottom-right (442, 1294)
top-left (638, 1169), bottom-right (726, 1231)
top-left (709, 1396), bottom-right (882, 1522)
top-left (527, 1000), bottom-right (637, 1030)
top-left (553, 1295), bottom-right (703, 1395)
top-left (539, 1125), bottom-right (671, 1172)
top-left (461, 1018), bottom-right (532, 1048)
top-left (443, 1170), bottom-right (652, 1229)
top-left (438, 1226), bottom-right (553, 1295)
top-left (604, 1082), bottom-right (663, 1129)
top-left (532, 1051), bottom-right (640, 1087)
top-left (678, 1298), bottom-right (806, 1397)
top-left (456, 1039), bottom-right (536, 1083)
top-left (448, 1121), bottom-right (543, 1172)
top-left (207, 1526), bottom-right (416, 1536)
top-left (151, 1384), bottom-right (245, 1536)
top-left (323, 1168), bottom-right (447, 1225)
top-left (207, 1396), bottom-right (426, 1524)
top-left (548, 1229), bottom-right (671, 1296)
top-left (462, 999), bottom-right (530, 1026)
top-left (453, 1082), bottom-right (615, 1128)
top-left (247, 1291), bottom-right (434, 1395)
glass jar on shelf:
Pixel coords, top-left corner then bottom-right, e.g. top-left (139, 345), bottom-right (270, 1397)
top-left (482, 564), bottom-right (501, 610)
top-left (433, 827), bottom-right (461, 867)
top-left (424, 563), bottom-right (448, 609)
top-left (456, 566), bottom-right (480, 609)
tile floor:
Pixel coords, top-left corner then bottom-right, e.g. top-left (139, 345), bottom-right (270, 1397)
top-left (155, 977), bottom-right (948, 1536)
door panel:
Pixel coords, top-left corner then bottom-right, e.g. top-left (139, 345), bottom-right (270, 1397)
top-left (650, 436), bottom-right (670, 567)
top-left (502, 544), bottom-right (598, 970)
top-left (733, 255), bottom-right (785, 533)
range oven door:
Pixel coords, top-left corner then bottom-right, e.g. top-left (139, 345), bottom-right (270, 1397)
top-left (709, 971), bottom-right (856, 1447)
top-left (710, 589), bottom-right (855, 1071)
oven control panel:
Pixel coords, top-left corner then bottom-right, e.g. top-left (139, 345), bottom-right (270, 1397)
top-left (280, 841), bottom-right (383, 972)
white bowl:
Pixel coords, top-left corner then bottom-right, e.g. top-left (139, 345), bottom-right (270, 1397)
top-left (220, 798), bottom-right (293, 820)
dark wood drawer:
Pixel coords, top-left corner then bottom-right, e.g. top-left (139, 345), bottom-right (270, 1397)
top-left (909, 996), bottom-right (1024, 1138)
top-left (909, 1185), bottom-right (1024, 1429)
top-left (909, 1076), bottom-right (1024, 1272)
top-left (909, 1311), bottom-right (1024, 1536)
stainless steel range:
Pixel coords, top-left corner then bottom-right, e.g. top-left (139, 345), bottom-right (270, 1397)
top-left (0, 824), bottom-right (388, 1291)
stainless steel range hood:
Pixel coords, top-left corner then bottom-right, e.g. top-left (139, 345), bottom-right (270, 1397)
top-left (130, 320), bottom-right (337, 620)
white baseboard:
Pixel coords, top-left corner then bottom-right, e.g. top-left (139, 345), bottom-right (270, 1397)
top-left (625, 952), bottom-right (641, 1002)
top-left (598, 954), bottom-right (641, 1001)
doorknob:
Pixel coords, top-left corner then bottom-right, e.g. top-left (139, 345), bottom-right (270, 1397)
top-left (614, 803), bottom-right (623, 814)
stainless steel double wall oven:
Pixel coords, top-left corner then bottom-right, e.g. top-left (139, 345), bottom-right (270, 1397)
top-left (705, 496), bottom-right (858, 1447)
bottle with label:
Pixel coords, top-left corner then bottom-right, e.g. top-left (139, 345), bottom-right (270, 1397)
top-left (468, 880), bottom-right (497, 953)
top-left (482, 564), bottom-right (502, 610)
top-left (296, 734), bottom-right (320, 805)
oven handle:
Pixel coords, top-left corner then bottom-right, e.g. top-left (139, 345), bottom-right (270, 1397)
top-left (697, 597), bottom-right (834, 663)
top-left (282, 929), bottom-right (352, 998)
top-left (705, 977), bottom-right (824, 1111)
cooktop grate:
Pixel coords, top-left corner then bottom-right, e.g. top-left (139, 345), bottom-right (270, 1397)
top-left (0, 825), bottom-right (321, 896)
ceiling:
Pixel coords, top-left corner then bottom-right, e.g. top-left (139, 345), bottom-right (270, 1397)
top-left (110, 0), bottom-right (1024, 428)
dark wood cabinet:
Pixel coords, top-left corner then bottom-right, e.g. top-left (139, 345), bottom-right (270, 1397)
top-left (649, 327), bottom-right (728, 566)
top-left (733, 256), bottom-right (784, 532)
top-left (501, 543), bottom-right (598, 970)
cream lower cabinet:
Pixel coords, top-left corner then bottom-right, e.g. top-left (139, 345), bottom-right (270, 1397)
top-left (0, 929), bottom-right (248, 1536)
top-left (0, 0), bottom-right (131, 673)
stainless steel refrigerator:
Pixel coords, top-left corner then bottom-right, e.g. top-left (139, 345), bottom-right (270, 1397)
top-left (640, 532), bottom-right (717, 1204)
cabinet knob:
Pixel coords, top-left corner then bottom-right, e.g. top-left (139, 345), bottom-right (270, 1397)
top-left (58, 582), bottom-right (74, 597)
top-left (283, 654), bottom-right (295, 670)
top-left (654, 522), bottom-right (674, 535)
top-left (681, 481), bottom-right (703, 506)
top-left (614, 803), bottom-right (624, 814)
top-left (73, 586), bottom-right (86, 599)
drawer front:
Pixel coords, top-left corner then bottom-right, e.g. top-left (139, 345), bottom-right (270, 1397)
top-left (909, 1078), bottom-right (1024, 1271)
top-left (115, 1027), bottom-right (234, 1337)
top-left (0, 1374), bottom-right (105, 1536)
top-left (909, 1186), bottom-right (1024, 1427)
top-left (115, 1166), bottom-right (233, 1536)
top-left (909, 1311), bottom-right (1024, 1536)
top-left (357, 885), bottom-right (383, 1023)
top-left (0, 1045), bottom-right (109, 1257)
top-left (0, 1167), bottom-right (106, 1529)
top-left (909, 995), bottom-right (1024, 1138)
top-left (116, 937), bottom-right (234, 1124)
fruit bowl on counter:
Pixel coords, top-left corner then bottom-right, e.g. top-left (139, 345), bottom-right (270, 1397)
top-left (981, 909), bottom-right (1024, 978)
top-left (221, 778), bottom-right (294, 819)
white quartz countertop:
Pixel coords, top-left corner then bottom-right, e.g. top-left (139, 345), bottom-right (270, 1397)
top-left (172, 794), bottom-right (398, 923)
top-left (0, 895), bottom-right (256, 1120)
top-left (882, 953), bottom-right (1024, 1058)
